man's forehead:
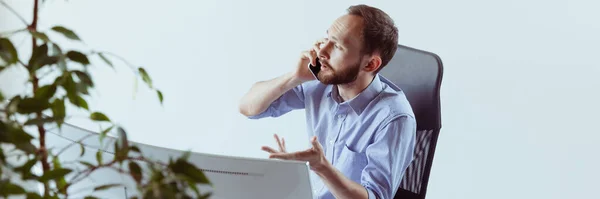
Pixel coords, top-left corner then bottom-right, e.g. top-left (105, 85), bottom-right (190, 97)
top-left (327, 15), bottom-right (363, 46)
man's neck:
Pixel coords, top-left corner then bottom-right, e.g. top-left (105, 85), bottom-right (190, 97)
top-left (336, 74), bottom-right (376, 102)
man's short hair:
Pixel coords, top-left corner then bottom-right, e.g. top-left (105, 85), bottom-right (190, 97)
top-left (347, 4), bottom-right (399, 73)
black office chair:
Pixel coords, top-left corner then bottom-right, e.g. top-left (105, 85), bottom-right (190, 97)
top-left (379, 44), bottom-right (443, 199)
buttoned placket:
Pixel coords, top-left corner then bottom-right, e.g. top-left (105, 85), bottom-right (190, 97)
top-left (326, 104), bottom-right (347, 165)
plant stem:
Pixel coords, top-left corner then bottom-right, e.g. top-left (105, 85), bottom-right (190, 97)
top-left (55, 133), bottom-right (95, 157)
top-left (29, 0), bottom-right (51, 196)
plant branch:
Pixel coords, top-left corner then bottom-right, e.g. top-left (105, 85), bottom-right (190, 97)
top-left (55, 132), bottom-right (96, 157)
top-left (92, 51), bottom-right (137, 72)
top-left (0, 0), bottom-right (29, 25)
top-left (0, 28), bottom-right (26, 37)
top-left (68, 159), bottom-right (118, 186)
top-left (17, 59), bottom-right (28, 68)
top-left (27, 0), bottom-right (52, 196)
top-left (38, 67), bottom-right (57, 79)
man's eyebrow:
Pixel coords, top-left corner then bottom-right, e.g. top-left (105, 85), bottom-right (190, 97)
top-left (326, 30), bottom-right (341, 43)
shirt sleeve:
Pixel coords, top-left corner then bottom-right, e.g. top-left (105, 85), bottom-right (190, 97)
top-left (360, 114), bottom-right (417, 199)
top-left (247, 84), bottom-right (305, 119)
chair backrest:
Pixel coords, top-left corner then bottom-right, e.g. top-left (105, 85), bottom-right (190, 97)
top-left (379, 44), bottom-right (443, 199)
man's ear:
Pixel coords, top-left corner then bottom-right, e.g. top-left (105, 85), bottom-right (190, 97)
top-left (364, 55), bottom-right (382, 72)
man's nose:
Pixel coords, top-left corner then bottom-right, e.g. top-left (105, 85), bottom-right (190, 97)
top-left (317, 43), bottom-right (330, 60)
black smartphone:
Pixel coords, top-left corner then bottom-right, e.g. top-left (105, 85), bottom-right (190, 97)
top-left (308, 57), bottom-right (321, 80)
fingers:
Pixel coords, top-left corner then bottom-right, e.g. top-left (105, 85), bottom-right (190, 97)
top-left (269, 150), bottom-right (313, 161)
top-left (274, 134), bottom-right (286, 153)
top-left (303, 50), bottom-right (318, 66)
top-left (281, 137), bottom-right (286, 151)
top-left (269, 152), bottom-right (293, 160)
top-left (261, 146), bottom-right (278, 153)
top-left (313, 39), bottom-right (327, 61)
top-left (310, 136), bottom-right (323, 153)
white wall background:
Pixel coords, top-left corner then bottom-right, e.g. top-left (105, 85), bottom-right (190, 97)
top-left (2, 0), bottom-right (599, 198)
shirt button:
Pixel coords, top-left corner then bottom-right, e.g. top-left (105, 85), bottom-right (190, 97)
top-left (337, 114), bottom-right (344, 118)
top-left (329, 140), bottom-right (334, 144)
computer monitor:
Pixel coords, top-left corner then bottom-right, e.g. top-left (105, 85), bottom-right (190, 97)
top-left (43, 123), bottom-right (314, 199)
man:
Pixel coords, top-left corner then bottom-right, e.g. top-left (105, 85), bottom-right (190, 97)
top-left (239, 4), bottom-right (416, 199)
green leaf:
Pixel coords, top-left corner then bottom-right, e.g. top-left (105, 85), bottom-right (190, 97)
top-left (0, 91), bottom-right (4, 101)
top-left (52, 156), bottom-right (61, 168)
top-left (79, 142), bottom-right (86, 157)
top-left (100, 125), bottom-right (114, 142)
top-left (0, 181), bottom-right (26, 194)
top-left (79, 161), bottom-right (95, 168)
top-left (73, 70), bottom-right (94, 86)
top-left (169, 158), bottom-right (210, 184)
top-left (186, 178), bottom-right (201, 197)
top-left (72, 70), bottom-right (93, 95)
top-left (199, 193), bottom-right (212, 199)
top-left (117, 127), bottom-right (129, 150)
top-left (24, 117), bottom-right (56, 126)
top-left (128, 161), bottom-right (142, 183)
top-left (68, 94), bottom-right (89, 110)
top-left (29, 30), bottom-right (50, 42)
top-left (14, 158), bottom-right (38, 178)
top-left (26, 43), bottom-right (58, 71)
top-left (0, 147), bottom-right (5, 165)
top-left (17, 97), bottom-right (51, 114)
top-left (6, 96), bottom-right (21, 114)
top-left (38, 168), bottom-right (72, 183)
top-left (67, 51), bottom-right (90, 65)
top-left (28, 43), bottom-right (49, 71)
top-left (129, 145), bottom-right (141, 153)
top-left (15, 143), bottom-right (37, 154)
top-left (137, 67), bottom-right (153, 88)
top-left (84, 196), bottom-right (99, 199)
top-left (0, 38), bottom-right (18, 65)
top-left (50, 43), bottom-right (62, 56)
top-left (26, 192), bottom-right (43, 199)
top-left (182, 151), bottom-right (191, 160)
top-left (51, 99), bottom-right (66, 128)
top-left (51, 44), bottom-right (67, 70)
top-left (76, 82), bottom-right (90, 95)
top-left (93, 184), bottom-right (122, 191)
top-left (53, 72), bottom-right (70, 86)
top-left (34, 84), bottom-right (57, 100)
top-left (157, 90), bottom-right (163, 104)
top-left (51, 26), bottom-right (81, 41)
top-left (3, 122), bottom-right (33, 143)
top-left (4, 125), bottom-right (37, 154)
top-left (90, 112), bottom-right (110, 122)
top-left (98, 53), bottom-right (113, 68)
top-left (60, 73), bottom-right (76, 95)
top-left (52, 157), bottom-right (68, 194)
top-left (40, 56), bottom-right (59, 69)
top-left (96, 150), bottom-right (102, 164)
top-left (113, 140), bottom-right (127, 163)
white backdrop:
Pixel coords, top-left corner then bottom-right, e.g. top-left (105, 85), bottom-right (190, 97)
top-left (1, 0), bottom-right (599, 198)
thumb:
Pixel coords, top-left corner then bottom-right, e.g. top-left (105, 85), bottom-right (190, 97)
top-left (310, 136), bottom-right (323, 152)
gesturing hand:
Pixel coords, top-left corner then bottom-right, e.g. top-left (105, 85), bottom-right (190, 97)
top-left (261, 134), bottom-right (287, 153)
top-left (261, 135), bottom-right (328, 171)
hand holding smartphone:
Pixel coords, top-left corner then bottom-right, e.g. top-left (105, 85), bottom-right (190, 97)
top-left (308, 57), bottom-right (321, 80)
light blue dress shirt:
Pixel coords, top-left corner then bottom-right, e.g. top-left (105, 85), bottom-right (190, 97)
top-left (248, 74), bottom-right (416, 199)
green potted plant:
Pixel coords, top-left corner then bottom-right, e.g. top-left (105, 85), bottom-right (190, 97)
top-left (0, 0), bottom-right (211, 198)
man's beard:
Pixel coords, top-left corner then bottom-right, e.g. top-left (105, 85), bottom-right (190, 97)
top-left (317, 59), bottom-right (362, 85)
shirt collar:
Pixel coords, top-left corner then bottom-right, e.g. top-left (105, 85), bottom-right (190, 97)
top-left (327, 75), bottom-right (384, 115)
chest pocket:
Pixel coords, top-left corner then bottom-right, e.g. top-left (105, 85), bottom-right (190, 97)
top-left (335, 144), bottom-right (368, 183)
